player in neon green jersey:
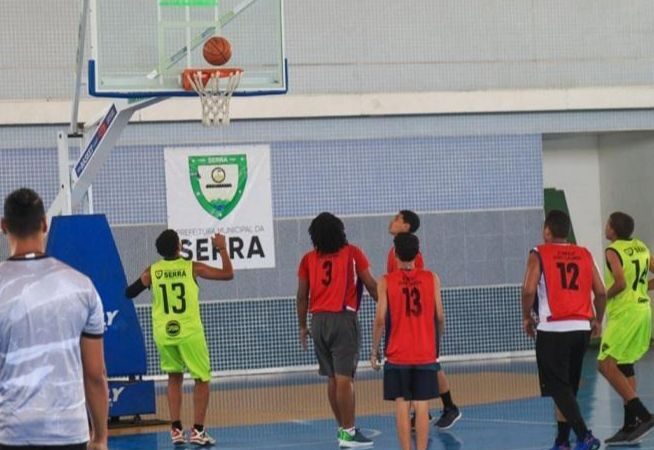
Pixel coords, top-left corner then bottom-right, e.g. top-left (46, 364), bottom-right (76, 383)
top-left (598, 212), bottom-right (654, 445)
top-left (126, 230), bottom-right (233, 446)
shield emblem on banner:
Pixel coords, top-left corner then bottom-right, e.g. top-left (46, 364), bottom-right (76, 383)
top-left (188, 154), bottom-right (248, 219)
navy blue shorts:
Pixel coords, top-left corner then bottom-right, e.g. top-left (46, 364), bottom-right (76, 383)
top-left (383, 362), bottom-right (440, 401)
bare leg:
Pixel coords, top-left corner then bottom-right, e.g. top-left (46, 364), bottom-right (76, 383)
top-left (437, 370), bottom-right (450, 394)
top-left (414, 400), bottom-right (431, 450)
top-left (327, 377), bottom-right (342, 427)
top-left (193, 379), bottom-right (210, 425)
top-left (395, 399), bottom-right (412, 450)
top-left (629, 376), bottom-right (637, 391)
top-left (598, 358), bottom-right (636, 402)
top-left (624, 376), bottom-right (637, 404)
top-left (168, 373), bottom-right (184, 423)
top-left (335, 374), bottom-right (355, 429)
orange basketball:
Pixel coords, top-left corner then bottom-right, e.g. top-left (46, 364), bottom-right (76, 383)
top-left (203, 36), bottom-right (232, 66)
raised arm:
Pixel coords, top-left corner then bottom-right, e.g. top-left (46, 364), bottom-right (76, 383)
top-left (370, 276), bottom-right (387, 370)
top-left (605, 248), bottom-right (626, 299)
top-left (193, 233), bottom-right (234, 280)
top-left (521, 252), bottom-right (541, 338)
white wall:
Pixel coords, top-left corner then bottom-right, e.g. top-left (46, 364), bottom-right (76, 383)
top-left (599, 132), bottom-right (654, 248)
top-left (4, 0), bottom-right (654, 100)
top-left (544, 131), bottom-right (654, 329)
top-left (542, 134), bottom-right (603, 264)
top-left (598, 131), bottom-right (654, 329)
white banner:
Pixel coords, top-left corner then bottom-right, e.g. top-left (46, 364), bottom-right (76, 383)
top-left (164, 145), bottom-right (275, 269)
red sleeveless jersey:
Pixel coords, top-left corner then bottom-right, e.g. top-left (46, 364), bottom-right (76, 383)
top-left (386, 247), bottom-right (425, 274)
top-left (298, 244), bottom-right (369, 313)
top-left (384, 269), bottom-right (438, 364)
top-left (537, 243), bottom-right (594, 321)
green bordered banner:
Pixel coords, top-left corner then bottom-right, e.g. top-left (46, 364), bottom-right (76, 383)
top-left (164, 145), bottom-right (275, 270)
top-left (188, 154), bottom-right (247, 220)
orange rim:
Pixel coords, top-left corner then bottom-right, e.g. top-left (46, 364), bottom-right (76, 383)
top-left (181, 68), bottom-right (243, 91)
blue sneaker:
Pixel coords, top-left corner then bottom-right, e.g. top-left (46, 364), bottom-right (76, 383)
top-left (549, 440), bottom-right (570, 450)
top-left (574, 432), bottom-right (600, 450)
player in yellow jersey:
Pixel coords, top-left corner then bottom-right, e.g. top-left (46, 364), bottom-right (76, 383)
top-left (126, 230), bottom-right (233, 446)
top-left (597, 212), bottom-right (654, 445)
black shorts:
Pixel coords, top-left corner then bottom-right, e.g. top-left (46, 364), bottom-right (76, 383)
top-left (310, 311), bottom-right (360, 377)
top-left (536, 329), bottom-right (590, 397)
top-left (0, 444), bottom-right (87, 450)
top-left (383, 362), bottom-right (440, 401)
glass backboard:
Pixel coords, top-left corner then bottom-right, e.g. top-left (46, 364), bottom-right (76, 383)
top-left (89, 0), bottom-right (286, 98)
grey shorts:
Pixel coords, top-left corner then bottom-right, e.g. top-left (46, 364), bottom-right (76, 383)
top-left (310, 311), bottom-right (360, 377)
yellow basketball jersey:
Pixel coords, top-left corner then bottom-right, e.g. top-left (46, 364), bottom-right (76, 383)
top-left (150, 258), bottom-right (203, 343)
top-left (605, 239), bottom-right (651, 318)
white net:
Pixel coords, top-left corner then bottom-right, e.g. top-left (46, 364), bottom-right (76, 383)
top-left (185, 69), bottom-right (243, 126)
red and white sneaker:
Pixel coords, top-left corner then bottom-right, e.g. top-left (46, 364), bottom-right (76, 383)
top-left (171, 427), bottom-right (186, 445)
top-left (190, 427), bottom-right (216, 446)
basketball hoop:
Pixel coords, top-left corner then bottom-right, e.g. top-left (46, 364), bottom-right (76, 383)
top-left (182, 68), bottom-right (243, 126)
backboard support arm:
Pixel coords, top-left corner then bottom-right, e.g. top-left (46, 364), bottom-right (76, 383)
top-left (49, 97), bottom-right (165, 219)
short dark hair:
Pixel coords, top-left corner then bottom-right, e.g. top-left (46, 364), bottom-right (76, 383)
top-left (155, 229), bottom-right (180, 258)
top-left (394, 232), bottom-right (420, 262)
top-left (308, 212), bottom-right (347, 254)
top-left (609, 212), bottom-right (634, 240)
top-left (399, 210), bottom-right (420, 233)
top-left (3, 188), bottom-right (45, 238)
top-left (544, 210), bottom-right (571, 239)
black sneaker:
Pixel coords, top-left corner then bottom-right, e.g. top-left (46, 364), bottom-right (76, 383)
top-left (604, 427), bottom-right (629, 446)
top-left (435, 407), bottom-right (462, 430)
top-left (624, 416), bottom-right (654, 443)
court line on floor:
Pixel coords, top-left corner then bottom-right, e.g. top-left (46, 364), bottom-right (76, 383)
top-left (462, 416), bottom-right (652, 432)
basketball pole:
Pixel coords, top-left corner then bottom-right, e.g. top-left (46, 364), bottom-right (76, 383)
top-left (70, 0), bottom-right (90, 136)
top-left (48, 0), bottom-right (166, 219)
top-left (50, 0), bottom-right (91, 218)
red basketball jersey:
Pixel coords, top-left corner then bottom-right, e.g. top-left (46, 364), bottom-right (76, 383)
top-left (386, 247), bottom-right (425, 274)
top-left (537, 243), bottom-right (594, 321)
top-left (298, 244), bottom-right (370, 313)
top-left (384, 269), bottom-right (438, 365)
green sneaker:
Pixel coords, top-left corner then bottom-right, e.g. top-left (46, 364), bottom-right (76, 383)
top-left (338, 428), bottom-right (373, 448)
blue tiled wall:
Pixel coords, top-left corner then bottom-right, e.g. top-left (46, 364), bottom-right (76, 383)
top-left (0, 129), bottom-right (543, 371)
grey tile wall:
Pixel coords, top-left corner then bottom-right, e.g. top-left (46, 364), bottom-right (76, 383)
top-left (0, 208), bottom-right (542, 297)
top-left (4, 0), bottom-right (654, 99)
top-left (105, 208), bottom-right (542, 305)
